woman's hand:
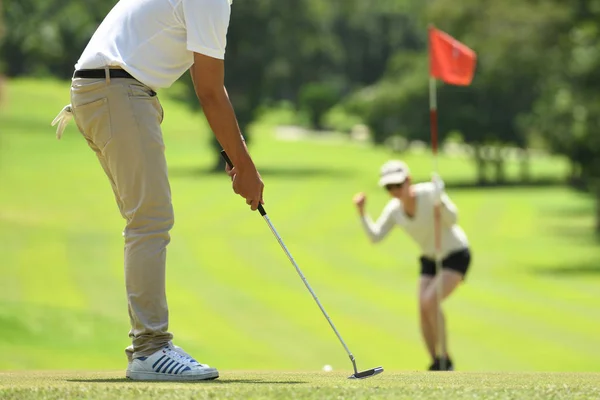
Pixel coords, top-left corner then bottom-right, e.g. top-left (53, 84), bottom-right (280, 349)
top-left (353, 192), bottom-right (366, 215)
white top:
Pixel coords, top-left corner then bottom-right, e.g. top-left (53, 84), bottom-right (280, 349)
top-left (359, 183), bottom-right (469, 259)
top-left (75, 0), bottom-right (232, 90)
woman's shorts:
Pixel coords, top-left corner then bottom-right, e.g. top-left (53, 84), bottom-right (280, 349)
top-left (419, 248), bottom-right (471, 278)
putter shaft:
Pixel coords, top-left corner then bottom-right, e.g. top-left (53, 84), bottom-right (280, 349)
top-left (220, 150), bottom-right (382, 379)
top-left (262, 212), bottom-right (357, 373)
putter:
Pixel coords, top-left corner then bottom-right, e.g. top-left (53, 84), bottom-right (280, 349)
top-left (221, 150), bottom-right (383, 380)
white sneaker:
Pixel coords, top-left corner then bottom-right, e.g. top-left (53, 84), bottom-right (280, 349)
top-left (126, 344), bottom-right (219, 381)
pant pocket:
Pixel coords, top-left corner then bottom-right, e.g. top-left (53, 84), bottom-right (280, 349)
top-left (128, 82), bottom-right (156, 98)
top-left (73, 97), bottom-right (113, 151)
top-left (128, 84), bottom-right (164, 124)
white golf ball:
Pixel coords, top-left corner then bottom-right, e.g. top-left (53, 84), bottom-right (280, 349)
top-left (322, 364), bottom-right (333, 372)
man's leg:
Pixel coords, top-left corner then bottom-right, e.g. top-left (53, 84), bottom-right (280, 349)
top-left (71, 78), bottom-right (173, 361)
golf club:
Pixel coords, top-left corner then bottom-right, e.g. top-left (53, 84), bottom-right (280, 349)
top-left (221, 150), bottom-right (383, 380)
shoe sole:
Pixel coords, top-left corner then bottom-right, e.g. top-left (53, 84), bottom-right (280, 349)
top-left (126, 369), bottom-right (219, 381)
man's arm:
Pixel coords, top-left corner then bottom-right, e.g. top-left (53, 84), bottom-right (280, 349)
top-left (190, 52), bottom-right (263, 209)
top-left (190, 53), bottom-right (250, 168)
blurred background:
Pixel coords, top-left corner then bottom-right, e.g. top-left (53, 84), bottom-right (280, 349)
top-left (1, 0), bottom-right (599, 373)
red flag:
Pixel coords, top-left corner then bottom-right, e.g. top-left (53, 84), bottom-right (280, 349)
top-left (429, 26), bottom-right (477, 86)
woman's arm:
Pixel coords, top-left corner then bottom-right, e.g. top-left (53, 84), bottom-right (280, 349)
top-left (359, 203), bottom-right (397, 243)
top-left (432, 174), bottom-right (458, 226)
top-left (439, 193), bottom-right (458, 226)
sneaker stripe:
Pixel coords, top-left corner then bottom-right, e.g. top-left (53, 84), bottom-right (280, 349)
top-left (161, 359), bottom-right (176, 373)
top-left (152, 355), bottom-right (166, 369)
top-left (156, 357), bottom-right (171, 373)
top-left (173, 364), bottom-right (186, 375)
top-left (167, 361), bottom-right (180, 374)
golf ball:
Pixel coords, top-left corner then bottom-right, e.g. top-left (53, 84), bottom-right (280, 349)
top-left (322, 364), bottom-right (333, 372)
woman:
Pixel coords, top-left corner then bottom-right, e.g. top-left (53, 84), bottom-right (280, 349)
top-left (353, 160), bottom-right (471, 371)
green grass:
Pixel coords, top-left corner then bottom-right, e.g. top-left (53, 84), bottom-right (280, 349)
top-left (1, 78), bottom-right (599, 383)
top-left (2, 371), bottom-right (599, 400)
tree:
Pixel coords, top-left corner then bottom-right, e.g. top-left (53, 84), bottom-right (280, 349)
top-left (0, 0), bottom-right (5, 106)
top-left (204, 0), bottom-right (336, 170)
top-left (526, 0), bottom-right (600, 231)
top-left (429, 0), bottom-right (569, 183)
top-left (0, 0), bottom-right (116, 77)
top-left (198, 0), bottom-right (426, 170)
top-left (0, 0), bottom-right (4, 46)
top-left (345, 0), bottom-right (569, 185)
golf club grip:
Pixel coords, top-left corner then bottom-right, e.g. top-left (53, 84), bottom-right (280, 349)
top-left (220, 150), bottom-right (266, 216)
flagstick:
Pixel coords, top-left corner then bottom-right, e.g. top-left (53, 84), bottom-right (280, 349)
top-left (429, 75), bottom-right (446, 371)
top-left (430, 77), bottom-right (439, 171)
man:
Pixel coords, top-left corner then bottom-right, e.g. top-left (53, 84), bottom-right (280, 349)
top-left (353, 160), bottom-right (471, 371)
top-left (51, 0), bottom-right (263, 381)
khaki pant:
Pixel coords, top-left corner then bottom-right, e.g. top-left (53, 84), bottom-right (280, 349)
top-left (70, 73), bottom-right (173, 361)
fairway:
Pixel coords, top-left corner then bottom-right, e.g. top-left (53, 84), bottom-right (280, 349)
top-left (1, 78), bottom-right (600, 379)
top-left (2, 371), bottom-right (600, 400)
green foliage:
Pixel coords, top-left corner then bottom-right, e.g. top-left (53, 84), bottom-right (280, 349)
top-left (0, 0), bottom-right (4, 74)
top-left (0, 0), bottom-right (4, 43)
top-left (427, 0), bottom-right (569, 148)
top-left (345, 51), bottom-right (429, 144)
top-left (3, 0), bottom-right (600, 194)
top-left (321, 104), bottom-right (363, 134)
top-left (525, 1), bottom-right (600, 188)
top-left (345, 0), bottom-right (570, 149)
top-left (252, 100), bottom-right (311, 132)
top-left (1, 0), bottom-right (115, 77)
top-left (298, 82), bottom-right (340, 130)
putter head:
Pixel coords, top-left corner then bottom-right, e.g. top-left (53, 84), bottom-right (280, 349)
top-left (347, 366), bottom-right (384, 380)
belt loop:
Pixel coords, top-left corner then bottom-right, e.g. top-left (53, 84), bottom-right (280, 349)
top-left (104, 66), bottom-right (111, 85)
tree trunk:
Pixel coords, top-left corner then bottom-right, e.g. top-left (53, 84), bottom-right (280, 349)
top-left (311, 111), bottom-right (321, 131)
top-left (474, 144), bottom-right (487, 185)
top-left (568, 162), bottom-right (586, 190)
top-left (493, 147), bottom-right (506, 184)
top-left (520, 149), bottom-right (530, 183)
top-left (595, 184), bottom-right (600, 234)
top-left (570, 161), bottom-right (577, 181)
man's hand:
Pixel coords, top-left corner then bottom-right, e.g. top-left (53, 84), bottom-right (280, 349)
top-left (225, 162), bottom-right (234, 180)
top-left (228, 165), bottom-right (264, 210)
top-left (353, 192), bottom-right (367, 215)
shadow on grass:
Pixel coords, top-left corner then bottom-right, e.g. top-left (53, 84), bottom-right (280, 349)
top-left (548, 225), bottom-right (600, 242)
top-left (169, 166), bottom-right (352, 179)
top-left (444, 178), bottom-right (566, 191)
top-left (530, 189), bottom-right (600, 276)
top-left (170, 167), bottom-right (564, 185)
top-left (208, 379), bottom-right (305, 385)
top-left (549, 206), bottom-right (595, 218)
top-left (66, 378), bottom-right (305, 385)
top-left (545, 210), bottom-right (600, 246)
top-left (530, 262), bottom-right (600, 276)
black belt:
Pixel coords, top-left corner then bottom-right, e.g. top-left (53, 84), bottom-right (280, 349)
top-left (73, 69), bottom-right (135, 79)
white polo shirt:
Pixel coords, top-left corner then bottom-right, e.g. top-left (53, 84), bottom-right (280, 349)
top-left (75, 0), bottom-right (232, 90)
top-left (359, 183), bottom-right (469, 259)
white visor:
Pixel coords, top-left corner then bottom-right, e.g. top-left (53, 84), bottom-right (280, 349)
top-left (378, 160), bottom-right (409, 187)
